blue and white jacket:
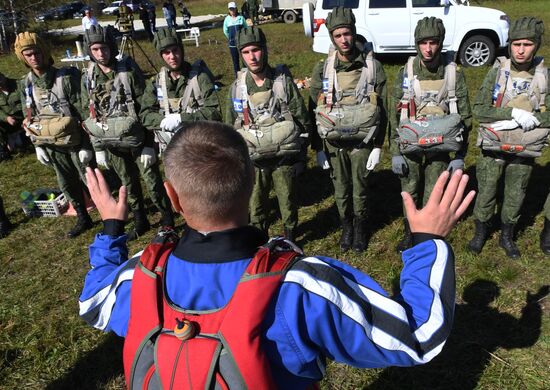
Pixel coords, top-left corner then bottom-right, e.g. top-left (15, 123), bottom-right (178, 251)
top-left (79, 225), bottom-right (455, 388)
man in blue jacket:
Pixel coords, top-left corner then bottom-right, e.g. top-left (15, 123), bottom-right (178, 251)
top-left (80, 121), bottom-right (474, 388)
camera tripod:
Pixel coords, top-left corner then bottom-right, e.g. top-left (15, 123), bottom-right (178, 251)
top-left (119, 33), bottom-right (158, 73)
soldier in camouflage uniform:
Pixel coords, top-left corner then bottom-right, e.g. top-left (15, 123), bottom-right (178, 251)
top-left (15, 32), bottom-right (94, 238)
top-left (0, 72), bottom-right (22, 162)
top-left (140, 27), bottom-right (222, 152)
top-left (81, 25), bottom-right (174, 240)
top-left (226, 27), bottom-right (310, 241)
top-left (469, 17), bottom-right (549, 258)
top-left (309, 7), bottom-right (387, 252)
top-left (389, 17), bottom-right (472, 252)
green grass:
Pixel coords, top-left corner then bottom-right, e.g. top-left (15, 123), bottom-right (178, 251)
top-left (0, 1), bottom-right (549, 389)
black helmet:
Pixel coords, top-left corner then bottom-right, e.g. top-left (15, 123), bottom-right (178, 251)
top-left (84, 25), bottom-right (119, 62)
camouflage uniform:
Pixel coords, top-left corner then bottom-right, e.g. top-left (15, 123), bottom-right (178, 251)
top-left (0, 76), bottom-right (22, 160)
top-left (468, 17), bottom-right (549, 258)
top-left (226, 28), bottom-right (310, 240)
top-left (309, 7), bottom-right (387, 252)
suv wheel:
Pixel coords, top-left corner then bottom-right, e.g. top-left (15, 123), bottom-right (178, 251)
top-left (459, 35), bottom-right (496, 67)
top-left (283, 10), bottom-right (297, 24)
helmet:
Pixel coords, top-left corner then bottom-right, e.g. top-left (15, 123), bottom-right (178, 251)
top-left (153, 27), bottom-right (184, 55)
top-left (509, 16), bottom-right (544, 51)
top-left (237, 27), bottom-right (268, 73)
top-left (84, 25), bottom-right (119, 63)
top-left (414, 17), bottom-right (445, 59)
top-left (14, 32), bottom-right (53, 68)
top-left (325, 7), bottom-right (356, 51)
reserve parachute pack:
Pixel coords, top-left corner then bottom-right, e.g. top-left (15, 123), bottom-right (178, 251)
top-left (477, 56), bottom-right (550, 158)
top-left (315, 44), bottom-right (379, 144)
top-left (24, 69), bottom-right (81, 147)
top-left (83, 57), bottom-right (144, 149)
top-left (397, 56), bottom-right (464, 155)
top-left (123, 230), bottom-right (303, 389)
top-left (154, 60), bottom-right (208, 153)
top-left (232, 65), bottom-right (304, 161)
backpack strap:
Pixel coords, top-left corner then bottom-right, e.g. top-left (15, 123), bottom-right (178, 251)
top-left (179, 60), bottom-right (205, 113)
top-left (24, 72), bottom-right (34, 123)
top-left (235, 69), bottom-right (251, 126)
top-left (85, 62), bottom-right (98, 120)
top-left (323, 45), bottom-right (338, 107)
top-left (444, 62), bottom-right (458, 114)
top-left (111, 59), bottom-right (137, 118)
top-left (531, 57), bottom-right (547, 112)
top-left (400, 56), bottom-right (416, 120)
top-left (139, 227), bottom-right (180, 272)
top-left (355, 50), bottom-right (377, 105)
top-left (52, 68), bottom-right (72, 117)
top-left (272, 64), bottom-right (291, 120)
top-left (157, 66), bottom-right (172, 116)
top-left (493, 56), bottom-right (510, 108)
top-left (244, 237), bottom-right (303, 277)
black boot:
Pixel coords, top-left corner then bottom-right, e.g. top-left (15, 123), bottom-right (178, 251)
top-left (67, 208), bottom-right (93, 238)
top-left (0, 197), bottom-right (12, 238)
top-left (467, 219), bottom-right (489, 254)
top-left (540, 219), bottom-right (550, 255)
top-left (396, 219), bottom-right (413, 253)
top-left (283, 227), bottom-right (295, 242)
top-left (339, 218), bottom-right (353, 252)
top-left (127, 209), bottom-right (151, 241)
top-left (499, 223), bottom-right (520, 259)
top-left (352, 217), bottom-right (368, 253)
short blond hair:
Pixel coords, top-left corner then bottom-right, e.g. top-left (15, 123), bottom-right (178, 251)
top-left (164, 121), bottom-right (254, 221)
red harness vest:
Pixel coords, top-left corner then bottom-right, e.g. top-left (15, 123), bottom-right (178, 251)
top-left (123, 232), bottom-right (300, 389)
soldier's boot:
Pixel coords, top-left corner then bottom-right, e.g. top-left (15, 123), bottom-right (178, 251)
top-left (0, 198), bottom-right (12, 238)
top-left (540, 218), bottom-right (550, 256)
top-left (467, 219), bottom-right (489, 254)
top-left (396, 218), bottom-right (413, 253)
top-left (352, 217), bottom-right (368, 253)
top-left (0, 146), bottom-right (10, 163)
top-left (339, 217), bottom-right (353, 252)
top-left (127, 209), bottom-right (151, 241)
top-left (67, 207), bottom-right (93, 238)
top-left (499, 223), bottom-right (520, 259)
top-left (283, 227), bottom-right (295, 242)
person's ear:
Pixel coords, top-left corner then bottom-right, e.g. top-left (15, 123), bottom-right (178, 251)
top-left (164, 181), bottom-right (183, 214)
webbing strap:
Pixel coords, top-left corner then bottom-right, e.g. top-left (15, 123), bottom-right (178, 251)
top-left (324, 47), bottom-right (337, 106)
top-left (52, 69), bottom-right (72, 117)
top-left (113, 60), bottom-right (137, 118)
top-left (271, 64), bottom-right (290, 118)
top-left (355, 51), bottom-right (376, 104)
top-left (236, 70), bottom-right (250, 126)
top-left (532, 58), bottom-right (547, 112)
top-left (400, 56), bottom-right (416, 120)
top-left (445, 63), bottom-right (458, 114)
top-left (158, 67), bottom-right (171, 116)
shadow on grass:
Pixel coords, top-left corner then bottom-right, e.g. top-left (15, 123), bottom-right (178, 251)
top-left (367, 281), bottom-right (549, 390)
top-left (46, 334), bottom-right (124, 390)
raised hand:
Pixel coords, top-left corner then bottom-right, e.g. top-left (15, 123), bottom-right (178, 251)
top-left (85, 167), bottom-right (128, 221)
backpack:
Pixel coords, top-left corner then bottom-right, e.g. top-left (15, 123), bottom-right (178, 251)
top-left (476, 56), bottom-right (550, 158)
top-left (82, 57), bottom-right (144, 149)
top-left (231, 65), bottom-right (303, 161)
top-left (123, 230), bottom-right (303, 389)
top-left (315, 44), bottom-right (380, 145)
top-left (154, 60), bottom-right (209, 153)
top-left (23, 68), bottom-right (81, 147)
top-left (396, 56), bottom-right (464, 155)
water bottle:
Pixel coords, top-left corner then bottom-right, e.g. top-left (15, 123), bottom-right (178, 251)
top-left (20, 190), bottom-right (36, 209)
top-left (66, 49), bottom-right (71, 58)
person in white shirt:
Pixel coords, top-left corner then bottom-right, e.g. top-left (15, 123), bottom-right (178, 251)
top-left (82, 9), bottom-right (99, 31)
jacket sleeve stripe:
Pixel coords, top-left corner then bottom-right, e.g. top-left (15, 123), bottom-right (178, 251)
top-left (79, 257), bottom-right (139, 329)
top-left (285, 242), bottom-right (452, 363)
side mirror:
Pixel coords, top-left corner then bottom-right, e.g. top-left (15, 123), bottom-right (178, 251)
top-left (440, 0), bottom-right (450, 6)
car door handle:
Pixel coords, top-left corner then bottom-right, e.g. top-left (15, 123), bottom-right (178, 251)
top-left (368, 12), bottom-right (379, 15)
top-left (412, 12), bottom-right (424, 15)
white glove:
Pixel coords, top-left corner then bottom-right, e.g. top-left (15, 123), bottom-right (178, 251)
top-left (35, 146), bottom-right (50, 166)
top-left (95, 151), bottom-right (109, 169)
top-left (140, 146), bottom-right (157, 169)
top-left (316, 151), bottom-right (330, 170)
top-left (490, 120), bottom-right (519, 131)
top-left (160, 113), bottom-right (182, 131)
top-left (78, 149), bottom-right (93, 165)
top-left (366, 147), bottom-right (381, 171)
top-left (512, 108), bottom-right (540, 131)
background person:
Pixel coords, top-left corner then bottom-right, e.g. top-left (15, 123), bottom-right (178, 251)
top-left (79, 120), bottom-right (475, 388)
top-left (81, 8), bottom-right (99, 31)
top-left (223, 2), bottom-right (247, 77)
top-left (0, 72), bottom-right (22, 162)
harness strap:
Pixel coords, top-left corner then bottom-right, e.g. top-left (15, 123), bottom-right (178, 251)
top-left (236, 69), bottom-right (250, 126)
top-left (158, 66), bottom-right (172, 116)
top-left (24, 72), bottom-right (34, 123)
top-left (445, 62), bottom-right (458, 114)
top-left (86, 62), bottom-right (97, 120)
top-left (400, 56), bottom-right (416, 120)
top-left (532, 58), bottom-right (547, 112)
top-left (324, 47), bottom-right (337, 106)
top-left (113, 60), bottom-right (137, 119)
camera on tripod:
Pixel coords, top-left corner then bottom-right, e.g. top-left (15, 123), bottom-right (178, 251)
top-left (116, 3), bottom-right (134, 34)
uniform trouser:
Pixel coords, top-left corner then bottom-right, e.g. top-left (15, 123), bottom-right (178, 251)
top-left (543, 192), bottom-right (550, 221)
top-left (107, 149), bottom-right (171, 216)
top-left (229, 46), bottom-right (240, 77)
top-left (473, 154), bottom-right (533, 224)
top-left (46, 147), bottom-right (87, 211)
top-left (0, 123), bottom-right (17, 149)
top-left (400, 152), bottom-right (449, 210)
top-left (326, 142), bottom-right (373, 220)
top-left (250, 164), bottom-right (297, 232)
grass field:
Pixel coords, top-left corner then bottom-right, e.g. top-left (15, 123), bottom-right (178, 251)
top-left (0, 0), bottom-right (549, 389)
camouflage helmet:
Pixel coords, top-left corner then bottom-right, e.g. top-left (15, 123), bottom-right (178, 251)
top-left (326, 7), bottom-right (356, 51)
top-left (153, 27), bottom-right (184, 55)
top-left (509, 17), bottom-right (544, 51)
top-left (237, 26), bottom-right (267, 50)
top-left (414, 16), bottom-right (445, 43)
top-left (84, 25), bottom-right (119, 63)
top-left (14, 32), bottom-right (53, 68)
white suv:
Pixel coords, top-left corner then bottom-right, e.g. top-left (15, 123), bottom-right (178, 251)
top-left (303, 0), bottom-right (510, 67)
